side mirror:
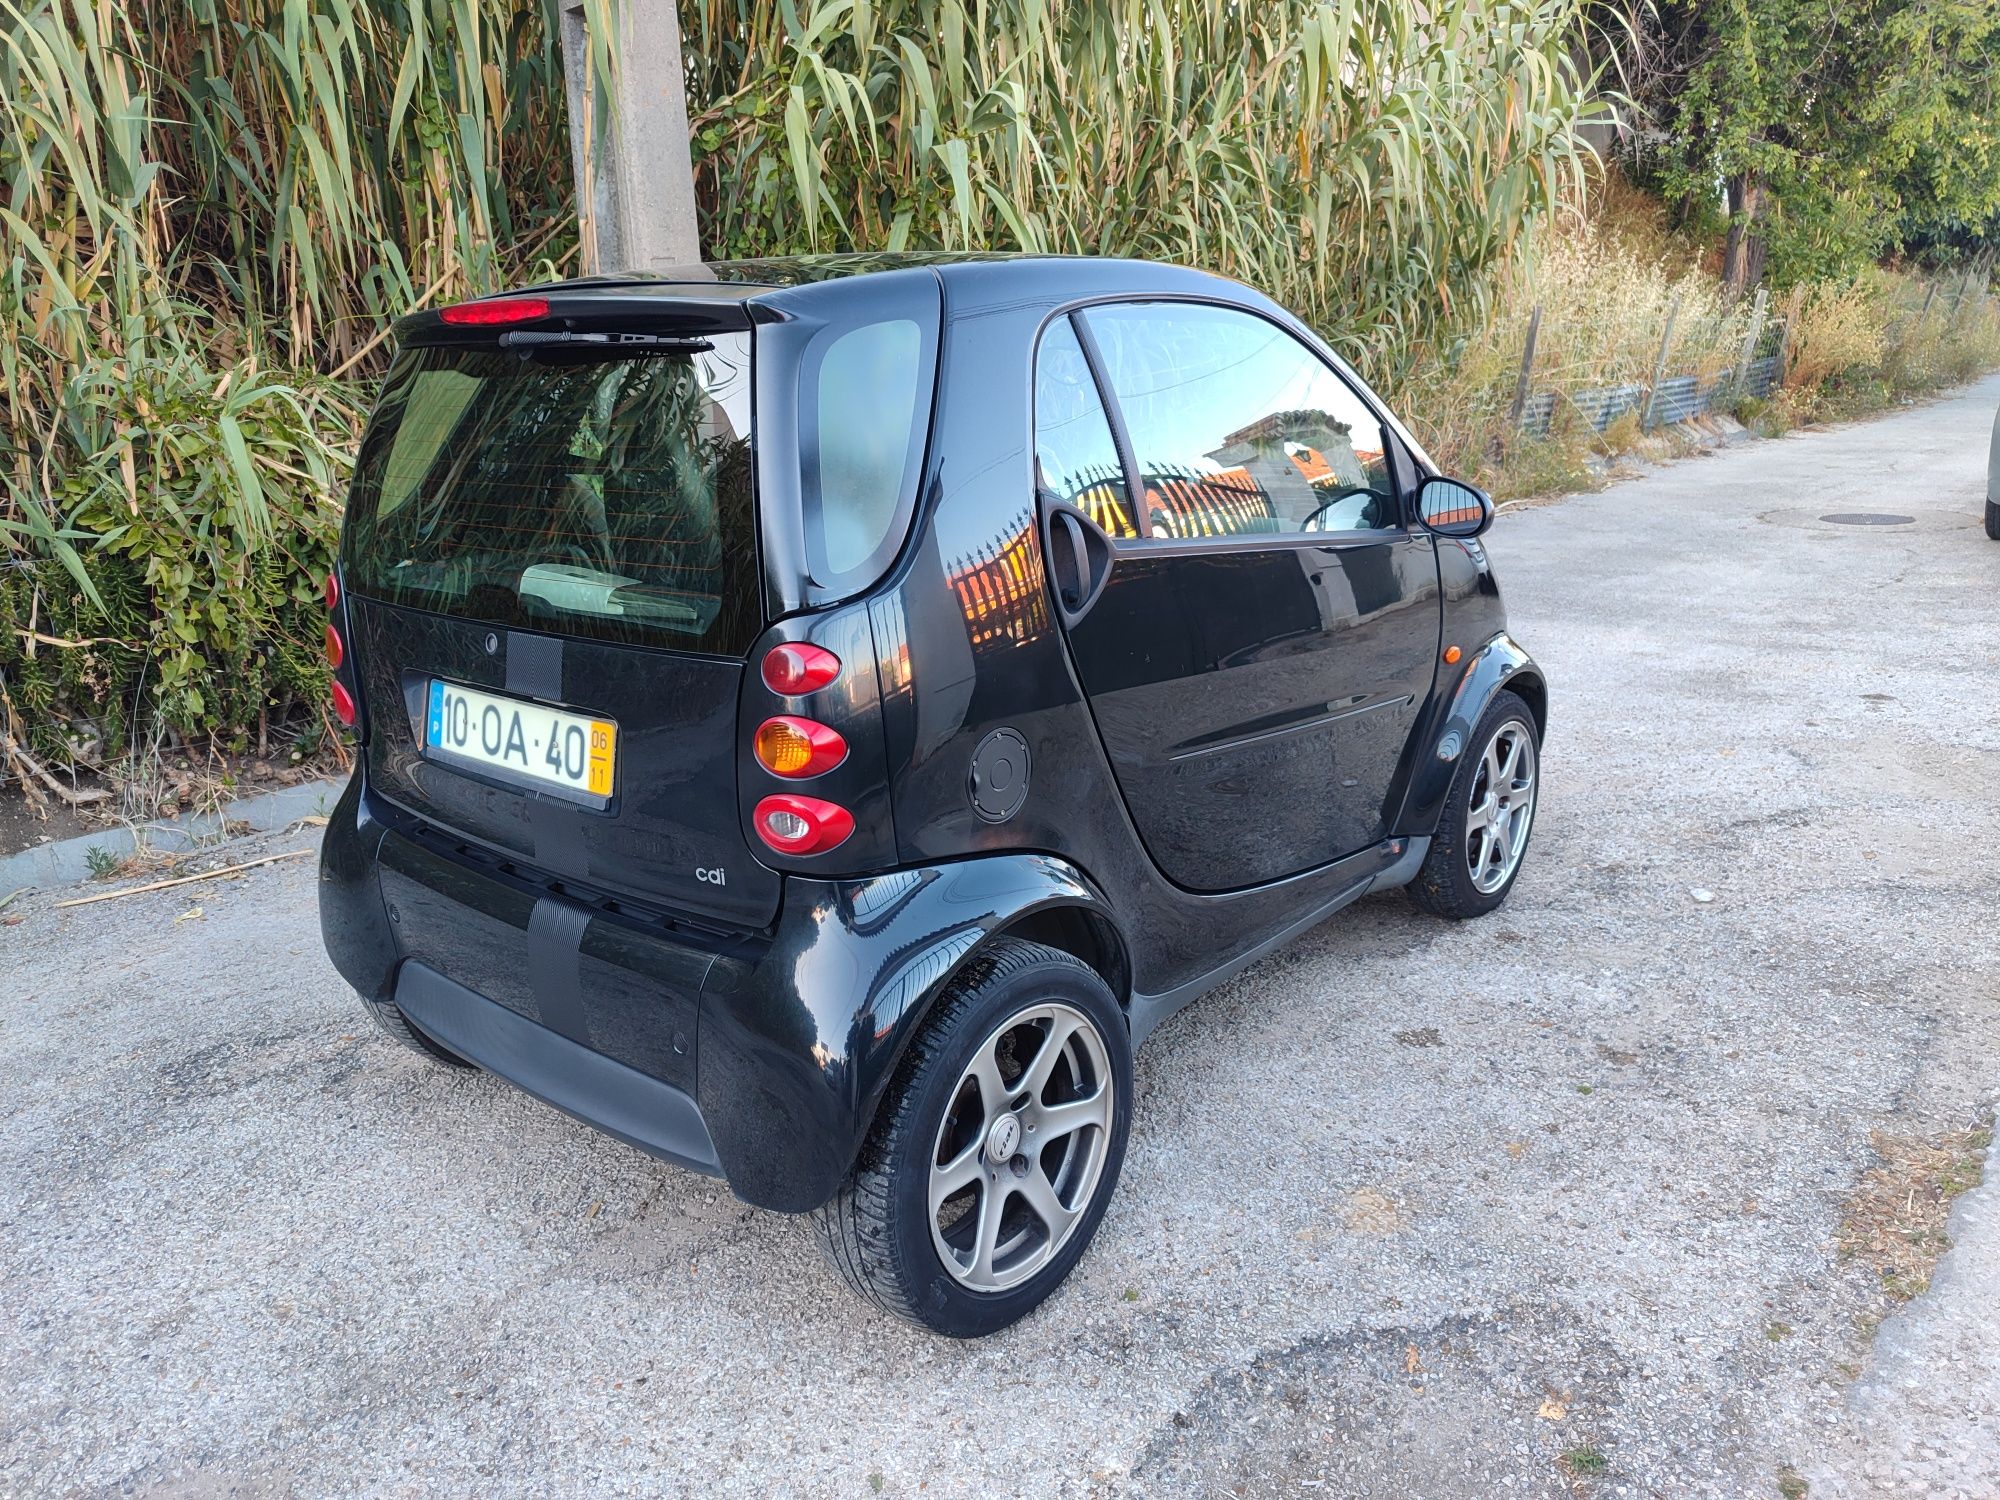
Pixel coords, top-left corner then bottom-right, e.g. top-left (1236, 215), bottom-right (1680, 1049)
top-left (1416, 476), bottom-right (1494, 539)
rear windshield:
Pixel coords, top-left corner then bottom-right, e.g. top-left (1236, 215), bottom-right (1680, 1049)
top-left (343, 335), bottom-right (759, 655)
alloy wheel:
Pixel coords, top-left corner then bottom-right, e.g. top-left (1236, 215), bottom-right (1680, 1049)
top-left (1465, 719), bottom-right (1538, 895)
top-left (928, 1002), bottom-right (1114, 1293)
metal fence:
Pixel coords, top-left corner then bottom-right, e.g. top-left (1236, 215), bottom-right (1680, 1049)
top-left (1517, 349), bottom-right (1784, 438)
top-left (1507, 284), bottom-right (1789, 440)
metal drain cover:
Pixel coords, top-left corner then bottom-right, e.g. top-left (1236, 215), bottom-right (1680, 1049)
top-left (1820, 512), bottom-right (1915, 526)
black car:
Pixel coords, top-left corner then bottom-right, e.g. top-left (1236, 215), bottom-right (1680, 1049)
top-left (320, 254), bottom-right (1547, 1336)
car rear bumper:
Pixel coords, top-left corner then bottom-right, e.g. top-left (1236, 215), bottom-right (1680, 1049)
top-left (317, 767), bottom-right (1119, 1213)
top-left (392, 961), bottom-right (722, 1175)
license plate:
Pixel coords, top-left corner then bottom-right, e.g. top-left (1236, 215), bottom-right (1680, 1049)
top-left (424, 680), bottom-right (616, 803)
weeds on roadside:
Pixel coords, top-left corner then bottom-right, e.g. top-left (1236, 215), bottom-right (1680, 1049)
top-left (1561, 1444), bottom-right (1609, 1477)
top-left (1837, 1119), bottom-right (1994, 1305)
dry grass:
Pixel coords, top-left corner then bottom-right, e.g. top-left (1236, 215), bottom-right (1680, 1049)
top-left (1837, 1119), bottom-right (1993, 1303)
top-left (1394, 172), bottom-right (2000, 496)
top-left (1784, 280), bottom-right (1889, 392)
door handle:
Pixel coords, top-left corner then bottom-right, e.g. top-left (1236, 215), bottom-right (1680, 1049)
top-left (1055, 511), bottom-right (1090, 609)
top-left (1040, 500), bottom-right (1115, 625)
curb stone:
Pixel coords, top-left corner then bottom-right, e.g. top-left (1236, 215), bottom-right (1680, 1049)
top-left (0, 775), bottom-right (344, 894)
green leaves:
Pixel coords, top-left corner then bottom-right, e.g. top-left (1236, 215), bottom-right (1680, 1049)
top-left (0, 0), bottom-right (584, 755)
top-left (684, 0), bottom-right (1596, 365)
top-left (1636, 0), bottom-right (2000, 283)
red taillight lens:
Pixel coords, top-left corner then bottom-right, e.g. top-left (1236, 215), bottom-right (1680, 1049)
top-left (325, 572), bottom-right (339, 609)
top-left (331, 678), bottom-right (357, 728)
top-left (439, 296), bottom-right (551, 327)
top-left (324, 623), bottom-right (344, 669)
top-left (761, 642), bottom-right (841, 696)
top-left (753, 716), bottom-right (846, 778)
top-left (753, 794), bottom-right (854, 855)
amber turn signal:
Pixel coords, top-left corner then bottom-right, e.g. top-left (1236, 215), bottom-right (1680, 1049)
top-left (1443, 645), bottom-right (1462, 665)
top-left (754, 716), bottom-right (847, 778)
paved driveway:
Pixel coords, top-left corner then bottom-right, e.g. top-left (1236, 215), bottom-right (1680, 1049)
top-left (5, 377), bottom-right (1998, 1498)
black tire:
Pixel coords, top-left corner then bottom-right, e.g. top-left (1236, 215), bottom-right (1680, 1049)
top-left (1985, 498), bottom-right (2000, 540)
top-left (1407, 688), bottom-right (1541, 921)
top-left (362, 997), bottom-right (476, 1069)
top-left (813, 937), bottom-right (1132, 1337)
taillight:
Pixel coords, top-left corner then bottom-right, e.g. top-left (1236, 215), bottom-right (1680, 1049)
top-left (325, 571), bottom-right (352, 722)
top-left (753, 794), bottom-right (855, 856)
top-left (753, 716), bottom-right (846, 777)
top-left (761, 642), bottom-right (841, 696)
top-left (439, 296), bottom-right (551, 326)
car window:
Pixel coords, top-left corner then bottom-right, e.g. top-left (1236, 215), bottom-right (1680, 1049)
top-left (1078, 302), bottom-right (1398, 539)
top-left (812, 318), bottom-right (925, 575)
top-left (1032, 316), bottom-right (1137, 539)
top-left (343, 338), bottom-right (759, 655)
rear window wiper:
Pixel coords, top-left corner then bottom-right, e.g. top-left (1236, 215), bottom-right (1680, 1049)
top-left (497, 330), bottom-right (714, 356)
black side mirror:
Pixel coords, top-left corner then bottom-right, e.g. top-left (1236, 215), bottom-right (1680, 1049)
top-left (1415, 475), bottom-right (1495, 539)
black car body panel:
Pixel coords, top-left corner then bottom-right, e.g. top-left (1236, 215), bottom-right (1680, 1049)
top-left (320, 253), bottom-right (1546, 1213)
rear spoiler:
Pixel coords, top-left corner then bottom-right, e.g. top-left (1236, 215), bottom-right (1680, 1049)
top-left (394, 285), bottom-right (771, 351)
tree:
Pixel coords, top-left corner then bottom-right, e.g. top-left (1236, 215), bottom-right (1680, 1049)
top-left (1632, 0), bottom-right (2000, 289)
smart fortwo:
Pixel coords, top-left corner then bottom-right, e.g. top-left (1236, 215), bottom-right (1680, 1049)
top-left (319, 254), bottom-right (1548, 1336)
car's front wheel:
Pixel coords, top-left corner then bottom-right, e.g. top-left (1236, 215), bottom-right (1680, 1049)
top-left (813, 938), bottom-right (1132, 1337)
top-left (1985, 498), bottom-right (2000, 540)
top-left (1408, 688), bottom-right (1542, 920)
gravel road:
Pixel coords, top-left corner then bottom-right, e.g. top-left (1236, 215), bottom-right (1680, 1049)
top-left (5, 377), bottom-right (1998, 1498)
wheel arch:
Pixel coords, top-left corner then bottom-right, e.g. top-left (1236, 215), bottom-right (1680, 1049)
top-left (1394, 631), bottom-right (1547, 842)
top-left (1506, 667), bottom-right (1549, 743)
top-left (836, 880), bottom-right (1131, 1201)
top-left (987, 901), bottom-right (1132, 1011)
top-left (696, 853), bottom-right (1130, 1212)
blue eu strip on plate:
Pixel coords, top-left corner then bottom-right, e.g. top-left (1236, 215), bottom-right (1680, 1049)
top-left (426, 680), bottom-right (444, 745)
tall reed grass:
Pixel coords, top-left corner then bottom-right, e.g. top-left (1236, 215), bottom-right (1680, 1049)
top-left (0, 2), bottom-right (1993, 789)
top-left (2, 0), bottom-right (1598, 772)
top-left (0, 0), bottom-right (602, 764)
top-left (683, 0), bottom-right (1598, 367)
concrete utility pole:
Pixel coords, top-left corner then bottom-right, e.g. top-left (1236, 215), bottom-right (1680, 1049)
top-left (558, 0), bottom-right (702, 274)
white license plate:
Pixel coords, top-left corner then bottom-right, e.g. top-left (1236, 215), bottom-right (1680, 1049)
top-left (424, 680), bottom-right (616, 802)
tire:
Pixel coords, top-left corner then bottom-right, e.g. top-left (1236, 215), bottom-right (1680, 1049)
top-left (1985, 498), bottom-right (2000, 540)
top-left (813, 937), bottom-right (1132, 1337)
top-left (362, 997), bottom-right (476, 1069)
top-left (1407, 688), bottom-right (1541, 921)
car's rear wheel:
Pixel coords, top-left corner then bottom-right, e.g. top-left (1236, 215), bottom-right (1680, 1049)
top-left (1985, 498), bottom-right (2000, 540)
top-left (1408, 688), bottom-right (1541, 920)
top-left (813, 938), bottom-right (1131, 1337)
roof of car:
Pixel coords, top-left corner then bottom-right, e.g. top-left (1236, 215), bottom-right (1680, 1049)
top-left (519, 251), bottom-right (1225, 298)
top-left (402, 253), bottom-right (1267, 345)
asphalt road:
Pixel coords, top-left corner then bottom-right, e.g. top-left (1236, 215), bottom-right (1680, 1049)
top-left (5, 378), bottom-right (1999, 1498)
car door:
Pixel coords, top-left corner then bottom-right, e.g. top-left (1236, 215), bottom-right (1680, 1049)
top-left (1034, 301), bottom-right (1440, 892)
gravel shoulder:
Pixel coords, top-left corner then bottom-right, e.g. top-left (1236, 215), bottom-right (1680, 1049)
top-left (3, 377), bottom-right (1998, 1498)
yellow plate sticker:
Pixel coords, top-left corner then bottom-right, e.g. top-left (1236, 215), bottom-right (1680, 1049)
top-left (587, 720), bottom-right (616, 797)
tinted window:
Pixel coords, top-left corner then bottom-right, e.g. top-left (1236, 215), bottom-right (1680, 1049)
top-left (1032, 316), bottom-right (1137, 538)
top-left (343, 337), bottom-right (757, 654)
top-left (1079, 303), bottom-right (1397, 539)
top-left (813, 318), bottom-right (924, 574)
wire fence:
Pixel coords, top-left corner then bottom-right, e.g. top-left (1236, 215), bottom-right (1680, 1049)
top-left (1512, 293), bottom-right (1790, 439)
